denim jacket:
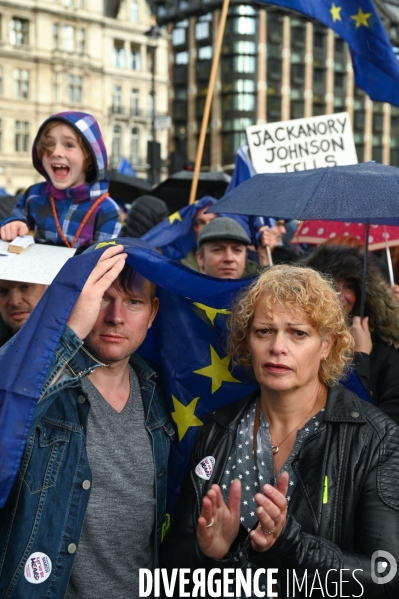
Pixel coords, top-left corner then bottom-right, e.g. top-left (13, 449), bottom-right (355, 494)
top-left (0, 326), bottom-right (175, 599)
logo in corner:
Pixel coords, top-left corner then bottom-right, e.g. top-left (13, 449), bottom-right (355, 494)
top-left (195, 456), bottom-right (215, 480)
top-left (371, 550), bottom-right (397, 585)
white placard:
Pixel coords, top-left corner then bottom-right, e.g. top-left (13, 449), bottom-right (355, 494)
top-left (0, 241), bottom-right (76, 285)
top-left (246, 112), bottom-right (358, 173)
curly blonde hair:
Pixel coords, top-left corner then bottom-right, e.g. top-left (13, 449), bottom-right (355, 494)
top-left (227, 264), bottom-right (354, 386)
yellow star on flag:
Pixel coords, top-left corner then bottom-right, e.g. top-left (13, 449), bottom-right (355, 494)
top-left (194, 345), bottom-right (241, 393)
top-left (171, 395), bottom-right (203, 441)
top-left (169, 211), bottom-right (183, 225)
top-left (351, 8), bottom-right (372, 28)
top-left (193, 302), bottom-right (231, 326)
top-left (330, 3), bottom-right (342, 22)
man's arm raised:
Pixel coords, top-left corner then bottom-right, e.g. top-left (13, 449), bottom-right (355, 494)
top-left (66, 244), bottom-right (127, 340)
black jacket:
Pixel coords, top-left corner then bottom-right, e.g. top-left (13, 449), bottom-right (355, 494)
top-left (354, 333), bottom-right (399, 425)
top-left (161, 385), bottom-right (399, 598)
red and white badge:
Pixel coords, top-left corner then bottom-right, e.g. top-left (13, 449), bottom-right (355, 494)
top-left (195, 456), bottom-right (215, 480)
top-left (24, 552), bottom-right (52, 584)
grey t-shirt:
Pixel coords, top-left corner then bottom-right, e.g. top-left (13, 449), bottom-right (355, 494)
top-left (65, 365), bottom-right (155, 599)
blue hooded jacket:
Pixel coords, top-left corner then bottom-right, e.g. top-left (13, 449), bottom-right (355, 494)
top-left (1, 112), bottom-right (121, 249)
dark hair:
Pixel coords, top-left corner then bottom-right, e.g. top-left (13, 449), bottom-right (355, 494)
top-left (112, 264), bottom-right (156, 301)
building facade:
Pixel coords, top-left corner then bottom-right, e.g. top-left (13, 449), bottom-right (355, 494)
top-left (0, 0), bottom-right (168, 193)
top-left (151, 0), bottom-right (399, 172)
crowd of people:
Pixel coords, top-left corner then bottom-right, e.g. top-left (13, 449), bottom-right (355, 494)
top-left (0, 111), bottom-right (398, 598)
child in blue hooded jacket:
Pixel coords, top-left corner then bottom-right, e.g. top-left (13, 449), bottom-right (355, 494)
top-left (0, 112), bottom-right (121, 250)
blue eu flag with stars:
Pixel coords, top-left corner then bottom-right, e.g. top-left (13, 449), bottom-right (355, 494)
top-left (258, 0), bottom-right (399, 105)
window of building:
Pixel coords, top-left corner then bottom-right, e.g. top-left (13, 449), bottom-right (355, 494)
top-left (55, 72), bottom-right (62, 101)
top-left (10, 18), bottom-right (29, 46)
top-left (130, 45), bottom-right (141, 70)
top-left (172, 28), bottom-right (185, 46)
top-left (78, 29), bottom-right (85, 54)
top-left (313, 68), bottom-right (325, 84)
top-left (113, 40), bottom-right (125, 68)
top-left (291, 64), bottom-right (305, 82)
top-left (14, 69), bottom-right (29, 99)
top-left (335, 37), bottom-right (345, 53)
top-left (234, 17), bottom-right (256, 35)
top-left (175, 51), bottom-right (188, 65)
top-left (130, 126), bottom-right (139, 163)
top-left (334, 72), bottom-right (345, 88)
top-left (198, 46), bottom-right (212, 60)
top-left (112, 85), bottom-right (122, 113)
top-left (130, 88), bottom-right (139, 116)
top-left (67, 75), bottom-right (82, 102)
top-left (234, 55), bottom-right (255, 73)
top-left (196, 21), bottom-right (209, 40)
top-left (112, 125), bottom-right (122, 161)
top-left (79, 0), bottom-right (85, 7)
top-left (53, 23), bottom-right (59, 49)
top-left (15, 121), bottom-right (30, 152)
top-left (0, 119), bottom-right (2, 151)
top-left (314, 31), bottom-right (325, 49)
top-left (63, 25), bottom-right (75, 52)
top-left (63, 0), bottom-right (73, 6)
top-left (130, 1), bottom-right (139, 22)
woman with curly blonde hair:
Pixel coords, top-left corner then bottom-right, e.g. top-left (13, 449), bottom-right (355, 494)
top-left (162, 265), bottom-right (399, 598)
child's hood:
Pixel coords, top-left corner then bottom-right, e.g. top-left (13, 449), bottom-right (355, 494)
top-left (32, 111), bottom-right (108, 185)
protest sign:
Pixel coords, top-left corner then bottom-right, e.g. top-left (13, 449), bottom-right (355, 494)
top-left (246, 112), bottom-right (358, 173)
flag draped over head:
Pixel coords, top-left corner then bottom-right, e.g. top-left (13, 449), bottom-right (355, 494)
top-left (0, 238), bottom-right (258, 509)
top-left (257, 0), bottom-right (399, 105)
top-left (141, 195), bottom-right (256, 258)
top-left (141, 195), bottom-right (218, 259)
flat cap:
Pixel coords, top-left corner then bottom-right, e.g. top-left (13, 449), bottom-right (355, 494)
top-left (197, 217), bottom-right (251, 248)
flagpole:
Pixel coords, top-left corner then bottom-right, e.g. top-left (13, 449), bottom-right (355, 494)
top-left (188, 0), bottom-right (231, 204)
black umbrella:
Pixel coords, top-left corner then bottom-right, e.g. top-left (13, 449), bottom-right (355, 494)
top-left (209, 162), bottom-right (399, 316)
top-left (151, 170), bottom-right (231, 213)
top-left (108, 170), bottom-right (152, 203)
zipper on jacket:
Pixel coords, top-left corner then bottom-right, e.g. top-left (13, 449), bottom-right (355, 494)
top-left (332, 423), bottom-right (348, 544)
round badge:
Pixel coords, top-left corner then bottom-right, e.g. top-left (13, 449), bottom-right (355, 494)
top-left (24, 552), bottom-right (52, 584)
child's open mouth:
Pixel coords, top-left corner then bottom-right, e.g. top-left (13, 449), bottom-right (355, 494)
top-left (51, 164), bottom-right (70, 179)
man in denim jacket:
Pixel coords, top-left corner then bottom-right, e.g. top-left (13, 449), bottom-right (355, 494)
top-left (0, 245), bottom-right (175, 599)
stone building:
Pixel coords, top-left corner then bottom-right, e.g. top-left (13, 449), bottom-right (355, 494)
top-left (150, 0), bottom-right (399, 172)
top-left (0, 0), bottom-right (169, 193)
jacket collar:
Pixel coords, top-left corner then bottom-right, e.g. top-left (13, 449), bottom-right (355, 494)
top-left (208, 383), bottom-right (367, 428)
top-left (129, 352), bottom-right (158, 381)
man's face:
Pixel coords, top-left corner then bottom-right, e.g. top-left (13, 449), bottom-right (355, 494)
top-left (192, 207), bottom-right (217, 241)
top-left (271, 220), bottom-right (287, 245)
top-left (84, 274), bottom-right (159, 365)
top-left (196, 240), bottom-right (247, 279)
top-left (0, 281), bottom-right (47, 332)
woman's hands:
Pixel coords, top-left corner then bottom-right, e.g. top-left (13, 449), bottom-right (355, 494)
top-left (350, 316), bottom-right (372, 354)
top-left (197, 480), bottom-right (241, 560)
top-left (250, 471), bottom-right (289, 552)
top-left (197, 472), bottom-right (289, 559)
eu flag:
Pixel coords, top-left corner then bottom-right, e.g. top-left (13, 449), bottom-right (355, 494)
top-left (258, 0), bottom-right (399, 105)
top-left (0, 239), bottom-right (257, 508)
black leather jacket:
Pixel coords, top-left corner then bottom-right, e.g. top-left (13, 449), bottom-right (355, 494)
top-left (162, 385), bottom-right (399, 598)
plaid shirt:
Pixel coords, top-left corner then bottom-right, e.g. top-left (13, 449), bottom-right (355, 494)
top-left (2, 184), bottom-right (121, 249)
top-left (1, 111), bottom-right (121, 249)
